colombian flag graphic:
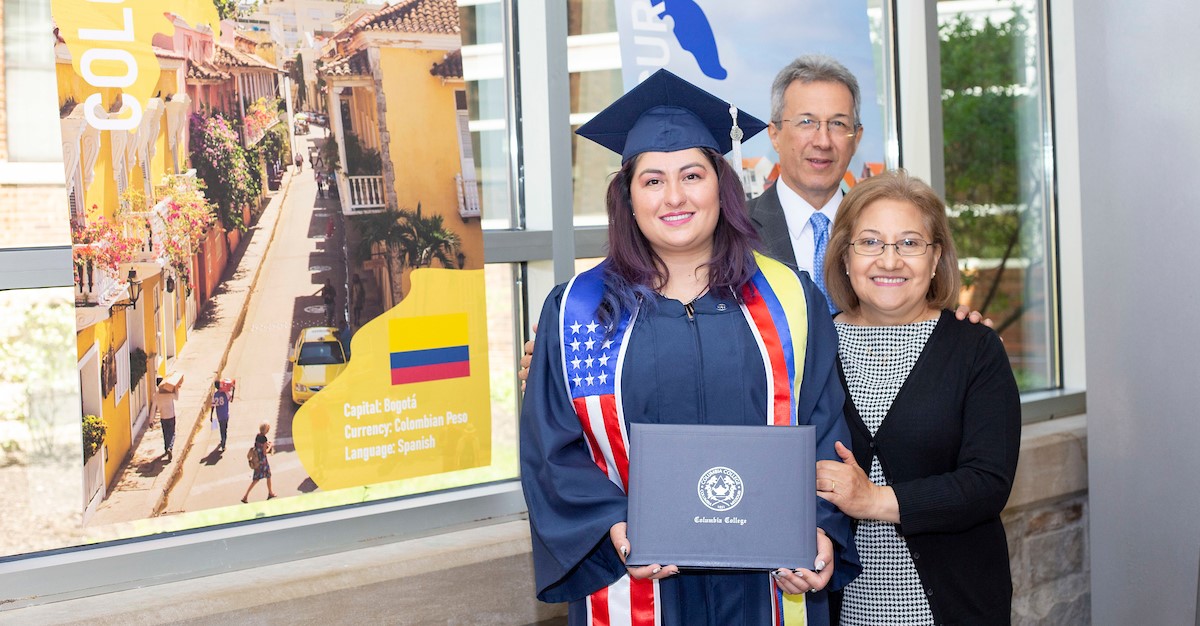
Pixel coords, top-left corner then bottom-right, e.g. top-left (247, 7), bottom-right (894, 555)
top-left (388, 313), bottom-right (470, 385)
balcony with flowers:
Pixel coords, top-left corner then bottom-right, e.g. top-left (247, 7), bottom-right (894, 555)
top-left (72, 216), bottom-right (139, 329)
top-left (243, 97), bottom-right (282, 149)
top-left (146, 172), bottom-right (217, 295)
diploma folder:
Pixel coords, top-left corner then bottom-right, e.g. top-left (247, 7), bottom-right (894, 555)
top-left (625, 423), bottom-right (815, 570)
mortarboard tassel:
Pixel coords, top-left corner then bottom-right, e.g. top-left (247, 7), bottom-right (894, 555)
top-left (728, 103), bottom-right (744, 174)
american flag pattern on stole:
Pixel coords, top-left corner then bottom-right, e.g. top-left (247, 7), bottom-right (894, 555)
top-left (559, 264), bottom-right (660, 626)
top-left (559, 255), bottom-right (809, 626)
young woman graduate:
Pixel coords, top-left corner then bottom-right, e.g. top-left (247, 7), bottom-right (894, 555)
top-left (519, 69), bottom-right (859, 626)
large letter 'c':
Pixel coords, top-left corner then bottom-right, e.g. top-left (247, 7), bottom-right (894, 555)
top-left (84, 93), bottom-right (142, 131)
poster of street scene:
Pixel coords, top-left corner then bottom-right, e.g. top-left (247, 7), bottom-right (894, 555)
top-left (46, 0), bottom-right (493, 543)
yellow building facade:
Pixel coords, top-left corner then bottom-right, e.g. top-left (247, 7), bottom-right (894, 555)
top-left (321, 0), bottom-right (484, 310)
top-left (57, 40), bottom-right (195, 495)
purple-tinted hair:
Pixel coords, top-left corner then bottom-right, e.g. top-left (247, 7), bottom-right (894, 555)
top-left (598, 148), bottom-right (761, 329)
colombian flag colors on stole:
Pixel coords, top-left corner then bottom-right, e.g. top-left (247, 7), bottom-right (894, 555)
top-left (389, 313), bottom-right (470, 385)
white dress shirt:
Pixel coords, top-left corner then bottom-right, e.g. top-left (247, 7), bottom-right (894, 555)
top-left (777, 182), bottom-right (843, 277)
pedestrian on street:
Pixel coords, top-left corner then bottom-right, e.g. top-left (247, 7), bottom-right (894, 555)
top-left (209, 380), bottom-right (232, 451)
top-left (315, 278), bottom-right (336, 326)
top-left (153, 376), bottom-right (179, 462)
top-left (241, 422), bottom-right (276, 503)
top-left (294, 153), bottom-right (303, 172)
top-left (350, 273), bottom-right (365, 326)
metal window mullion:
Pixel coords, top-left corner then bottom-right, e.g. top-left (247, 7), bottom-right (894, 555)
top-left (0, 246), bottom-right (74, 291)
top-left (895, 0), bottom-right (945, 195)
top-left (514, 0), bottom-right (573, 283)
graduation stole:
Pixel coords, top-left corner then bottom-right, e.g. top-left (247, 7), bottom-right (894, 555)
top-left (559, 252), bottom-right (809, 626)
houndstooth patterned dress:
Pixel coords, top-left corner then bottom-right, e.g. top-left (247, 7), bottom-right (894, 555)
top-left (835, 319), bottom-right (938, 626)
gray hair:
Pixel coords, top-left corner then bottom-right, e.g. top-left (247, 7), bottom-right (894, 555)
top-left (769, 54), bottom-right (862, 125)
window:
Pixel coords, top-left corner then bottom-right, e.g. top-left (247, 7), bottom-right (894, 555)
top-left (2, 0), bottom-right (59, 162)
top-left (462, 0), bottom-right (515, 228)
top-left (0, 0), bottom-right (523, 563)
top-left (938, 0), bottom-right (1058, 391)
top-left (0, 0), bottom-right (72, 251)
top-left (564, 0), bottom-right (622, 225)
top-left (0, 287), bottom-right (85, 555)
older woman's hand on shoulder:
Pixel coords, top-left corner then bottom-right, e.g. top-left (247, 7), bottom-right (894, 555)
top-left (954, 304), bottom-right (993, 328)
top-left (816, 441), bottom-right (900, 523)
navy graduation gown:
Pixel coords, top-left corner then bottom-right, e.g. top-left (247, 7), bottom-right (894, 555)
top-left (520, 271), bottom-right (859, 626)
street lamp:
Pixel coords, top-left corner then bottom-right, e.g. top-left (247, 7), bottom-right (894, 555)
top-left (111, 268), bottom-right (143, 311)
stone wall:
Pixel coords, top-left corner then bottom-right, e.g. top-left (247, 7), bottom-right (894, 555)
top-left (1006, 494), bottom-right (1090, 624)
top-left (1005, 415), bottom-right (1090, 625)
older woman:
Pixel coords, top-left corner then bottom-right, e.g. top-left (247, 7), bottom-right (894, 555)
top-left (520, 70), bottom-right (858, 626)
top-left (815, 170), bottom-right (1020, 625)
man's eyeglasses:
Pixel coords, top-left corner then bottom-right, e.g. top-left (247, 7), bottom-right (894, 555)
top-left (775, 117), bottom-right (860, 138)
top-left (849, 238), bottom-right (935, 256)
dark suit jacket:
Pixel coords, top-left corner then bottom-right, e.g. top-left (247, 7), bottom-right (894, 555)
top-left (746, 183), bottom-right (799, 269)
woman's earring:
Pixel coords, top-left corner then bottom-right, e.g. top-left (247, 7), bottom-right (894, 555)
top-left (931, 271), bottom-right (936, 278)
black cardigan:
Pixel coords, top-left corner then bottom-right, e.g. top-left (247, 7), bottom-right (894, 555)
top-left (837, 310), bottom-right (1021, 625)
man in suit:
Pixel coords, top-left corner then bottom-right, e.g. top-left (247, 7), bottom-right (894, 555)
top-left (749, 54), bottom-right (862, 303)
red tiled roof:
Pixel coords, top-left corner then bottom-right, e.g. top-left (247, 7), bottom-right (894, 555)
top-left (321, 50), bottom-right (371, 77)
top-left (430, 49), bottom-right (462, 78)
top-left (187, 61), bottom-right (232, 81)
top-left (153, 46), bottom-right (188, 61)
top-left (357, 0), bottom-right (460, 36)
top-left (214, 42), bottom-right (279, 72)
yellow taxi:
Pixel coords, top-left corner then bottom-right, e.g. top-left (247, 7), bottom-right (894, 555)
top-left (289, 327), bottom-right (348, 404)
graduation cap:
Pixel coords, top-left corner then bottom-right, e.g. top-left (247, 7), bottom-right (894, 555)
top-left (576, 69), bottom-right (768, 164)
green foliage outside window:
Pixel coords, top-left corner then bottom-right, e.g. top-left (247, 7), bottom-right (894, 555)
top-left (941, 11), bottom-right (1038, 325)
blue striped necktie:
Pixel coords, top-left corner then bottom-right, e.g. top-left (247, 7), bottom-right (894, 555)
top-left (809, 211), bottom-right (835, 313)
